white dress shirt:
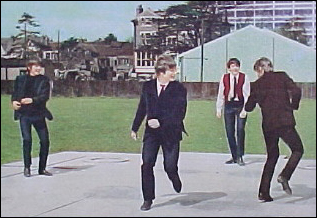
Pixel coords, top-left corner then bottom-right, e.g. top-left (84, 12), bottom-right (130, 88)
top-left (157, 79), bottom-right (169, 96)
top-left (216, 72), bottom-right (250, 115)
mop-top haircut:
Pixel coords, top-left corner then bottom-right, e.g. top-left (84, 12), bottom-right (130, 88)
top-left (155, 54), bottom-right (176, 75)
top-left (253, 57), bottom-right (273, 73)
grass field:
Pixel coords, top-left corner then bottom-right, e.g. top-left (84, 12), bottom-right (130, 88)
top-left (1, 95), bottom-right (316, 164)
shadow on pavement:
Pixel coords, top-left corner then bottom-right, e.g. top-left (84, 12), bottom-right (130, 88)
top-left (153, 191), bottom-right (227, 208)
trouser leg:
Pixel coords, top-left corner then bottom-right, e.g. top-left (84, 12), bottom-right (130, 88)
top-left (162, 142), bottom-right (180, 180)
top-left (237, 115), bottom-right (247, 157)
top-left (279, 127), bottom-right (304, 180)
top-left (34, 117), bottom-right (50, 172)
top-left (20, 117), bottom-right (32, 168)
top-left (141, 134), bottom-right (160, 201)
top-left (259, 130), bottom-right (279, 196)
top-left (224, 106), bottom-right (237, 160)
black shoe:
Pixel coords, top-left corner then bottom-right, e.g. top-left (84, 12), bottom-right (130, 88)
top-left (277, 176), bottom-right (292, 195)
top-left (237, 157), bottom-right (245, 166)
top-left (140, 200), bottom-right (152, 211)
top-left (24, 167), bottom-right (31, 177)
top-left (258, 193), bottom-right (273, 202)
top-left (225, 159), bottom-right (237, 164)
top-left (39, 170), bottom-right (53, 176)
top-left (171, 175), bottom-right (182, 193)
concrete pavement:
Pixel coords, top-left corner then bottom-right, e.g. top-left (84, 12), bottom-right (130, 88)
top-left (1, 151), bottom-right (316, 217)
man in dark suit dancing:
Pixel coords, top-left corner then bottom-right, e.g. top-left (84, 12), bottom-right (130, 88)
top-left (11, 60), bottom-right (53, 177)
top-left (131, 54), bottom-right (187, 211)
top-left (245, 57), bottom-right (304, 202)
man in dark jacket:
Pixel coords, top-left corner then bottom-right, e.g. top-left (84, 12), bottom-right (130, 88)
top-left (11, 60), bottom-right (53, 177)
top-left (131, 54), bottom-right (187, 211)
top-left (245, 57), bottom-right (304, 202)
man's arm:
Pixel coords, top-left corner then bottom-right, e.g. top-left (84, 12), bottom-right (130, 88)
top-left (11, 76), bottom-right (21, 102)
top-left (240, 74), bottom-right (251, 118)
top-left (284, 73), bottom-right (301, 110)
top-left (32, 76), bottom-right (51, 104)
top-left (131, 84), bottom-right (147, 133)
top-left (245, 82), bottom-right (257, 112)
top-left (178, 85), bottom-right (187, 122)
top-left (11, 76), bottom-right (22, 110)
top-left (216, 75), bottom-right (224, 118)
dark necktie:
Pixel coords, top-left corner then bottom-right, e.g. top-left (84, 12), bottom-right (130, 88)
top-left (159, 84), bottom-right (165, 96)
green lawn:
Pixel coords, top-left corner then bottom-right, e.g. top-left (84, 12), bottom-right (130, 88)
top-left (1, 95), bottom-right (316, 164)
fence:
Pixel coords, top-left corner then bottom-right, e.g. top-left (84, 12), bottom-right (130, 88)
top-left (1, 80), bottom-right (316, 99)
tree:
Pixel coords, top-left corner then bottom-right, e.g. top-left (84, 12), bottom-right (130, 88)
top-left (60, 37), bottom-right (79, 50)
top-left (143, 1), bottom-right (234, 54)
top-left (104, 33), bottom-right (117, 44)
top-left (274, 17), bottom-right (309, 46)
top-left (15, 12), bottom-right (40, 59)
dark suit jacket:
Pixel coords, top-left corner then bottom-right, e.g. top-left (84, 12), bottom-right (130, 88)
top-left (132, 79), bottom-right (187, 143)
top-left (245, 71), bottom-right (301, 132)
top-left (11, 74), bottom-right (53, 121)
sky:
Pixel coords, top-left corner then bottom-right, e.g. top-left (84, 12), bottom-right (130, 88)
top-left (1, 1), bottom-right (185, 42)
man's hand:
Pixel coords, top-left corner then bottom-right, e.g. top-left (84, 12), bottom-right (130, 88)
top-left (21, 98), bottom-right (33, 105)
top-left (216, 111), bottom-right (222, 119)
top-left (12, 101), bottom-right (21, 110)
top-left (148, 119), bottom-right (160, 128)
top-left (131, 131), bottom-right (137, 141)
top-left (239, 110), bottom-right (247, 118)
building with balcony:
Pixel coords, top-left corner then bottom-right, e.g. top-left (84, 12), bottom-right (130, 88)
top-left (227, 1), bottom-right (316, 48)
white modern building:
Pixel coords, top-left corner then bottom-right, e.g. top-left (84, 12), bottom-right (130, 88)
top-left (227, 1), bottom-right (316, 48)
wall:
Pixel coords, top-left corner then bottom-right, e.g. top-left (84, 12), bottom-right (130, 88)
top-left (1, 80), bottom-right (315, 99)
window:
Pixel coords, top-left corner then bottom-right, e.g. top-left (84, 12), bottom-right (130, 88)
top-left (301, 22), bottom-right (313, 28)
top-left (237, 23), bottom-right (251, 29)
top-left (295, 4), bottom-right (313, 8)
top-left (140, 31), bottom-right (156, 45)
top-left (255, 1), bottom-right (271, 3)
top-left (119, 58), bottom-right (129, 65)
top-left (275, 22), bottom-right (287, 28)
top-left (45, 53), bottom-right (50, 59)
top-left (166, 36), bottom-right (176, 45)
top-left (227, 11), bottom-right (235, 17)
top-left (256, 22), bottom-right (273, 29)
top-left (295, 9), bottom-right (313, 15)
top-left (237, 10), bottom-right (254, 17)
top-left (140, 18), bottom-right (153, 26)
top-left (255, 10), bottom-right (273, 16)
top-left (136, 51), bottom-right (156, 67)
top-left (275, 10), bottom-right (292, 16)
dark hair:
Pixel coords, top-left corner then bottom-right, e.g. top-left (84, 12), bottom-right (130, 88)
top-left (155, 54), bottom-right (176, 75)
top-left (226, 58), bottom-right (240, 68)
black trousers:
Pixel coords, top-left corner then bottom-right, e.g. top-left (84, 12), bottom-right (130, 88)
top-left (259, 126), bottom-right (304, 195)
top-left (19, 115), bottom-right (50, 171)
top-left (141, 132), bottom-right (180, 201)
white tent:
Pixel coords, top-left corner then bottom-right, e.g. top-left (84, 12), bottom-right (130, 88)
top-left (178, 25), bottom-right (316, 82)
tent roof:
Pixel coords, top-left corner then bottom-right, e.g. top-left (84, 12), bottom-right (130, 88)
top-left (179, 25), bottom-right (315, 57)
